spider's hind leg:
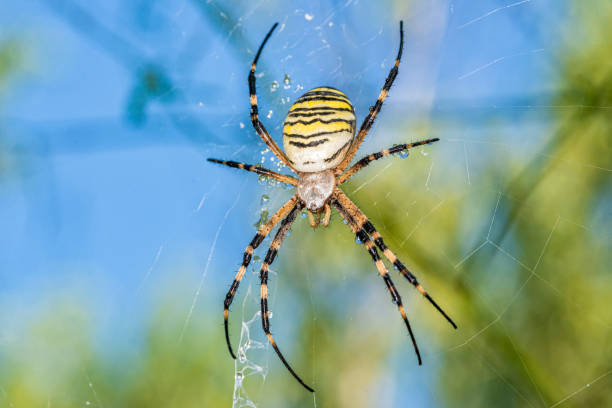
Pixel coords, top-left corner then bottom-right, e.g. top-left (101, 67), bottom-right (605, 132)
top-left (334, 188), bottom-right (457, 329)
top-left (223, 195), bottom-right (299, 359)
top-left (331, 196), bottom-right (422, 364)
top-left (257, 202), bottom-right (314, 392)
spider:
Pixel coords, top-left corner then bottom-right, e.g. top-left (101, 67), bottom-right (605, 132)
top-left (208, 21), bottom-right (457, 393)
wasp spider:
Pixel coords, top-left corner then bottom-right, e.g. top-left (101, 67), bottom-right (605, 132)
top-left (208, 21), bottom-right (457, 393)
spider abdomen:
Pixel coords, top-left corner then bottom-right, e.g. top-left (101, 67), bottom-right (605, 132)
top-left (283, 87), bottom-right (356, 173)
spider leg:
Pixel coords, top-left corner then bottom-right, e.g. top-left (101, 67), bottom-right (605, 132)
top-left (322, 203), bottom-right (331, 227)
top-left (338, 138), bottom-right (439, 184)
top-left (223, 195), bottom-right (299, 359)
top-left (207, 158), bottom-right (298, 186)
top-left (334, 188), bottom-right (457, 329)
top-left (331, 197), bottom-right (422, 365)
top-left (258, 202), bottom-right (314, 392)
top-left (336, 21), bottom-right (404, 172)
top-left (249, 23), bottom-right (297, 172)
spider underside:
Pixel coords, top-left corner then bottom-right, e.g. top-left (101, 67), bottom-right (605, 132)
top-left (207, 21), bottom-right (457, 393)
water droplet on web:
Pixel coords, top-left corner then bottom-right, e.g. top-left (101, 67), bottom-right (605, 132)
top-left (266, 110), bottom-right (273, 119)
top-left (239, 122), bottom-right (245, 128)
top-left (304, 13), bottom-right (314, 21)
top-left (253, 255), bottom-right (261, 262)
top-left (260, 194), bottom-right (270, 204)
top-left (283, 74), bottom-right (291, 89)
top-left (85, 401), bottom-right (91, 406)
top-left (268, 311), bottom-right (273, 318)
top-left (328, 21), bottom-right (334, 27)
top-left (421, 149), bottom-right (429, 156)
top-left (399, 150), bottom-right (409, 159)
top-left (270, 80), bottom-right (279, 92)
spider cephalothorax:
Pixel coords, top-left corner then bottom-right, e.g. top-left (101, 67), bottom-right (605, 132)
top-left (208, 21), bottom-right (457, 393)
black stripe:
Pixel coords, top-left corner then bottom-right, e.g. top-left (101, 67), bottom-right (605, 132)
top-left (242, 252), bottom-right (252, 265)
top-left (295, 96), bottom-right (352, 104)
top-left (301, 90), bottom-right (349, 99)
top-left (289, 107), bottom-right (354, 114)
top-left (264, 248), bottom-right (278, 264)
top-left (288, 138), bottom-right (329, 148)
top-left (382, 274), bottom-right (401, 303)
top-left (356, 230), bottom-right (369, 244)
top-left (287, 110), bottom-right (352, 119)
top-left (363, 221), bottom-right (375, 234)
top-left (284, 117), bottom-right (354, 126)
top-left (374, 237), bottom-right (386, 250)
top-left (367, 245), bottom-right (381, 261)
top-left (284, 129), bottom-right (350, 140)
top-left (324, 140), bottom-right (351, 162)
top-left (251, 234), bottom-right (264, 248)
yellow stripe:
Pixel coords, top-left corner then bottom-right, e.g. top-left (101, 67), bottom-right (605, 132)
top-left (283, 121), bottom-right (352, 136)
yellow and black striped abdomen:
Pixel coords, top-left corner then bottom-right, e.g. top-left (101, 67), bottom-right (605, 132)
top-left (283, 87), bottom-right (356, 172)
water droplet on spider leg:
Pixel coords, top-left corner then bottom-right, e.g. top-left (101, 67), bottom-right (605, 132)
top-left (355, 237), bottom-right (362, 244)
top-left (301, 212), bottom-right (308, 218)
top-left (283, 74), bottom-right (291, 89)
top-left (343, 219), bottom-right (348, 225)
top-left (399, 150), bottom-right (410, 159)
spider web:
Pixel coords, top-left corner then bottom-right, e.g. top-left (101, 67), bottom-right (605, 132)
top-left (0, 0), bottom-right (611, 407)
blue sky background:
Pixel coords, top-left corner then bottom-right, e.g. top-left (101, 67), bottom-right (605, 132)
top-left (0, 0), bottom-right (580, 406)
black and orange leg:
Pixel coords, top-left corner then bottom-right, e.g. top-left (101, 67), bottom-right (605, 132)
top-left (248, 23), bottom-right (297, 172)
top-left (331, 197), bottom-right (422, 364)
top-left (338, 138), bottom-right (440, 184)
top-left (224, 195), bottom-right (299, 359)
top-left (337, 21), bottom-right (404, 172)
top-left (207, 158), bottom-right (298, 186)
top-left (258, 202), bottom-right (314, 392)
top-left (334, 188), bottom-right (457, 329)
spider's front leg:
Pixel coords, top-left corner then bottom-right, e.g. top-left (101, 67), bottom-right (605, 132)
top-left (306, 203), bottom-right (331, 228)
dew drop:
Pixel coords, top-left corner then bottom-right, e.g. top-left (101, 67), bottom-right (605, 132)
top-left (301, 212), bottom-right (308, 218)
top-left (399, 150), bottom-right (409, 159)
top-left (343, 219), bottom-right (348, 225)
top-left (420, 149), bottom-right (429, 156)
top-left (270, 80), bottom-right (279, 92)
top-left (304, 13), bottom-right (314, 21)
top-left (266, 110), bottom-right (273, 119)
top-left (355, 237), bottom-right (362, 244)
top-left (239, 122), bottom-right (245, 129)
top-left (283, 74), bottom-right (291, 89)
top-left (260, 194), bottom-right (270, 204)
